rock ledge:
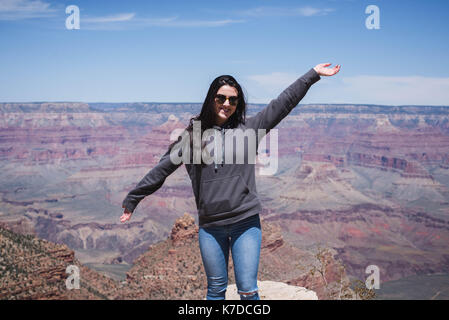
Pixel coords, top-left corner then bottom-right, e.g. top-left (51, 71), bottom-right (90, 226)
top-left (226, 280), bottom-right (318, 300)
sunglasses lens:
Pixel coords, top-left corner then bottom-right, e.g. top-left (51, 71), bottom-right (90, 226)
top-left (216, 95), bottom-right (226, 104)
top-left (215, 94), bottom-right (238, 106)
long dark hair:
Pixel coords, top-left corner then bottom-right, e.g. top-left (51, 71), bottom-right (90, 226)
top-left (168, 75), bottom-right (247, 161)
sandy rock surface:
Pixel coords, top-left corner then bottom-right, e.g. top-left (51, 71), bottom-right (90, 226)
top-left (225, 281), bottom-right (318, 300)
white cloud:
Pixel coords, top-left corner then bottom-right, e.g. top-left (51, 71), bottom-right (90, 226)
top-left (339, 75), bottom-right (449, 106)
top-left (81, 14), bottom-right (245, 30)
top-left (134, 16), bottom-right (245, 28)
top-left (0, 1), bottom-right (244, 28)
top-left (237, 6), bottom-right (335, 17)
top-left (246, 72), bottom-right (449, 106)
top-left (0, 0), bottom-right (57, 20)
top-left (296, 6), bottom-right (335, 17)
top-left (83, 13), bottom-right (135, 23)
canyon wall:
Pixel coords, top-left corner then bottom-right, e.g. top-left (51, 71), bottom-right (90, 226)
top-left (1, 102), bottom-right (449, 291)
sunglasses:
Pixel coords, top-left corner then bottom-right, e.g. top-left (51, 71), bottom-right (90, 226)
top-left (215, 94), bottom-right (238, 106)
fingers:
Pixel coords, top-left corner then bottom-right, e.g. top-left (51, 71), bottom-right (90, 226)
top-left (329, 64), bottom-right (341, 74)
top-left (120, 212), bottom-right (132, 223)
top-left (318, 64), bottom-right (341, 76)
top-left (316, 63), bottom-right (341, 76)
top-left (320, 63), bottom-right (341, 69)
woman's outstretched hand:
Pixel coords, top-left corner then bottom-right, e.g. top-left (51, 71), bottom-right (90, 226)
top-left (313, 63), bottom-right (341, 76)
top-left (120, 205), bottom-right (132, 223)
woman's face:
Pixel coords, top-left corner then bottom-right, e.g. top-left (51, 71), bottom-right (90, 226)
top-left (214, 85), bottom-right (238, 126)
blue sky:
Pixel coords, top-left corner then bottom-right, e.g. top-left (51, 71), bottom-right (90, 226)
top-left (0, 0), bottom-right (448, 105)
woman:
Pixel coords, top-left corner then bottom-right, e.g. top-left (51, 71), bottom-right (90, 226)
top-left (121, 63), bottom-right (341, 300)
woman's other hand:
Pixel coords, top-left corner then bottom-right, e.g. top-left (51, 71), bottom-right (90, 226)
top-left (313, 63), bottom-right (341, 76)
top-left (120, 205), bottom-right (133, 223)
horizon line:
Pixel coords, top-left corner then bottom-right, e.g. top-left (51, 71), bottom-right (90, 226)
top-left (1, 101), bottom-right (449, 108)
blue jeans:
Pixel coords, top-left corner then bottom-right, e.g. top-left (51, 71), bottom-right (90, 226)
top-left (198, 214), bottom-right (262, 300)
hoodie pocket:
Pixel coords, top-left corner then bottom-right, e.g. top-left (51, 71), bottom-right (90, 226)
top-left (199, 174), bottom-right (251, 216)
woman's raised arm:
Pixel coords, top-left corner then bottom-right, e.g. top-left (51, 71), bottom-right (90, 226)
top-left (246, 63), bottom-right (340, 131)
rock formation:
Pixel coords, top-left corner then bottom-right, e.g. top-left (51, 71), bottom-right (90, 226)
top-left (1, 212), bottom-right (355, 300)
top-left (0, 224), bottom-right (119, 299)
top-left (117, 213), bottom-right (353, 300)
top-left (226, 281), bottom-right (318, 300)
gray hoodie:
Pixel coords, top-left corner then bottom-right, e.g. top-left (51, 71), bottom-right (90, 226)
top-left (122, 67), bottom-right (321, 227)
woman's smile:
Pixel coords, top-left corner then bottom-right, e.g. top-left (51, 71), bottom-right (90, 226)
top-left (220, 107), bottom-right (230, 114)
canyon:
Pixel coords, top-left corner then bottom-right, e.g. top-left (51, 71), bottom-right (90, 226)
top-left (1, 213), bottom-right (350, 299)
top-left (1, 102), bottom-right (449, 298)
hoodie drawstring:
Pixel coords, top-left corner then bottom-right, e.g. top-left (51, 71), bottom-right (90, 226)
top-left (214, 130), bottom-right (218, 172)
top-left (214, 126), bottom-right (226, 172)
